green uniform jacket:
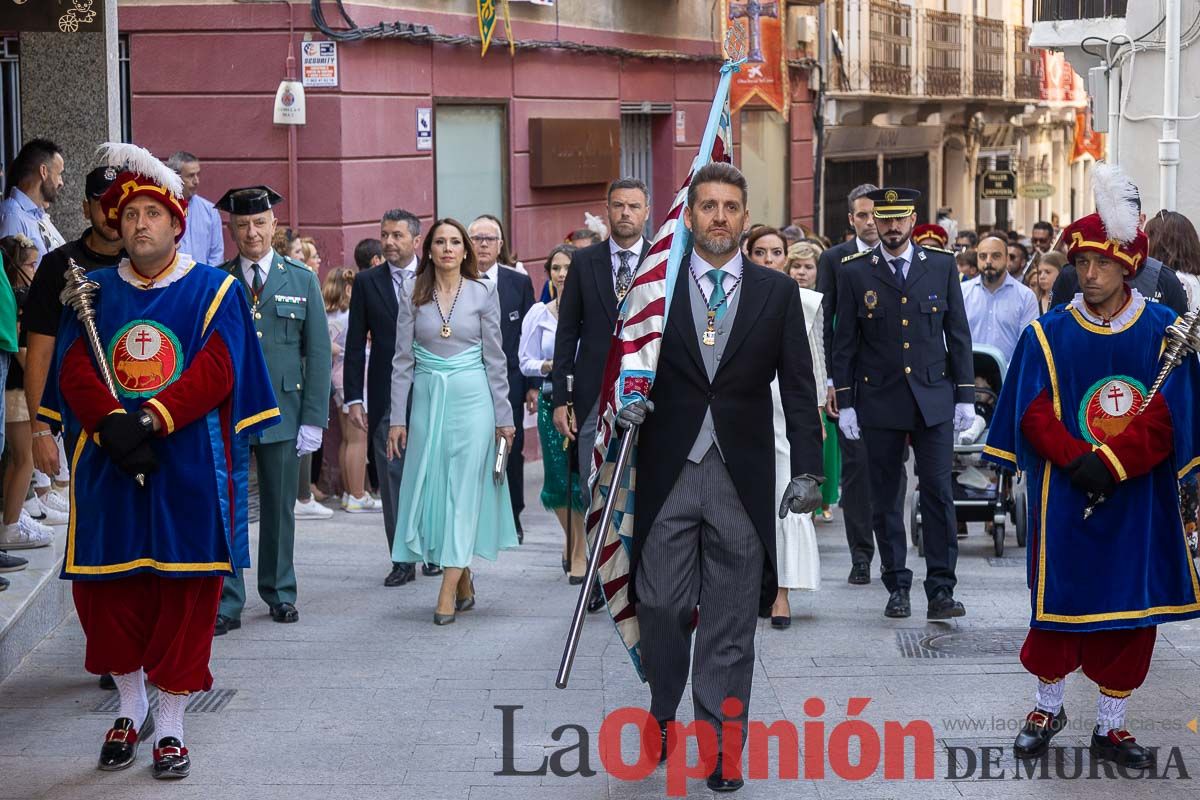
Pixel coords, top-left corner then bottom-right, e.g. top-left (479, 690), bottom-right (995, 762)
top-left (223, 252), bottom-right (332, 444)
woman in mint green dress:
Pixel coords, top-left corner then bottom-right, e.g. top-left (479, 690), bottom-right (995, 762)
top-left (387, 218), bottom-right (518, 625)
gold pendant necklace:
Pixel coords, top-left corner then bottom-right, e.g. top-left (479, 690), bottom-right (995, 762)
top-left (437, 277), bottom-right (463, 338)
top-left (702, 310), bottom-right (717, 347)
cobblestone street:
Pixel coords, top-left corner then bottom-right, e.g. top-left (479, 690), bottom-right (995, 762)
top-left (3, 467), bottom-right (1200, 799)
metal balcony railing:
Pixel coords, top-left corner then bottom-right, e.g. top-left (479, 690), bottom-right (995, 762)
top-left (1014, 25), bottom-right (1042, 100)
top-left (973, 17), bottom-right (1005, 97)
top-left (869, 0), bottom-right (911, 95)
top-left (925, 10), bottom-right (963, 97)
top-left (1033, 0), bottom-right (1128, 21)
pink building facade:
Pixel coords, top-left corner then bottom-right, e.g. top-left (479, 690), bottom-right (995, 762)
top-left (121, 3), bottom-right (814, 288)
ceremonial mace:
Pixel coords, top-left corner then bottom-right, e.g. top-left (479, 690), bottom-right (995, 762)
top-left (1083, 308), bottom-right (1200, 518)
top-left (61, 259), bottom-right (145, 487)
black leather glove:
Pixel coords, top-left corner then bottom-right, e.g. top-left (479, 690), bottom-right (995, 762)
top-left (616, 399), bottom-right (655, 430)
top-left (778, 475), bottom-right (824, 518)
top-left (1066, 452), bottom-right (1117, 496)
top-left (114, 440), bottom-right (160, 479)
top-left (96, 411), bottom-right (152, 462)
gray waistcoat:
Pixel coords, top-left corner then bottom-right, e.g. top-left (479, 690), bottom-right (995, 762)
top-left (685, 268), bottom-right (742, 463)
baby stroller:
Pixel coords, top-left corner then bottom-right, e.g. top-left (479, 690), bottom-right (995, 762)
top-left (910, 344), bottom-right (1028, 557)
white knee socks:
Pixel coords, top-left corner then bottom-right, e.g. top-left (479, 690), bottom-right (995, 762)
top-left (1096, 692), bottom-right (1129, 734)
top-left (112, 669), bottom-right (149, 728)
top-left (1034, 676), bottom-right (1065, 714)
top-left (154, 691), bottom-right (188, 743)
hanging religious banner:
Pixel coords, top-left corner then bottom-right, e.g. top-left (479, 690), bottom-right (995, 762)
top-left (478, 0), bottom-right (515, 57)
top-left (1072, 107), bottom-right (1105, 163)
top-left (721, 0), bottom-right (790, 116)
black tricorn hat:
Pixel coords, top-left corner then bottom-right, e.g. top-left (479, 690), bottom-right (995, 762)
top-left (215, 185), bottom-right (284, 216)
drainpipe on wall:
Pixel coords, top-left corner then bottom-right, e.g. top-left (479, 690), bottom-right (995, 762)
top-left (1160, 0), bottom-right (1181, 212)
top-left (284, 6), bottom-right (300, 232)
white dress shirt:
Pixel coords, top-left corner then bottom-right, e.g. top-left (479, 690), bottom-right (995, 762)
top-left (881, 241), bottom-right (915, 281)
top-left (387, 256), bottom-right (417, 300)
top-left (688, 250), bottom-right (743, 305)
top-left (610, 237), bottom-right (645, 290)
top-left (240, 250), bottom-right (274, 292)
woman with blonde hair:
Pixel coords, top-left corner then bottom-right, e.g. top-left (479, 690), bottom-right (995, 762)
top-left (324, 268), bottom-right (379, 513)
top-left (387, 218), bottom-right (518, 624)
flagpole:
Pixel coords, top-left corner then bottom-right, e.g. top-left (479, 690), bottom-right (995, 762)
top-left (555, 425), bottom-right (636, 689)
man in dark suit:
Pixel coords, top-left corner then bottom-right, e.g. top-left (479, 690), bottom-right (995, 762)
top-left (832, 187), bottom-right (974, 621)
top-left (815, 182), bottom-right (885, 586)
top-left (617, 163), bottom-right (824, 791)
top-left (345, 209), bottom-right (426, 587)
top-left (469, 215), bottom-right (535, 539)
top-left (552, 178), bottom-right (652, 481)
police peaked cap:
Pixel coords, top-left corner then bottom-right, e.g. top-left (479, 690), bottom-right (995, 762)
top-left (865, 187), bottom-right (921, 219)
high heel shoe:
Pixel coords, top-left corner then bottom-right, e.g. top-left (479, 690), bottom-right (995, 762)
top-left (561, 557), bottom-right (569, 575)
top-left (433, 610), bottom-right (457, 625)
top-left (455, 570), bottom-right (475, 612)
top-left (568, 574), bottom-right (585, 585)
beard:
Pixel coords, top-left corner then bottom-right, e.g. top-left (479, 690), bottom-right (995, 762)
top-left (981, 266), bottom-right (1005, 283)
top-left (695, 229), bottom-right (737, 256)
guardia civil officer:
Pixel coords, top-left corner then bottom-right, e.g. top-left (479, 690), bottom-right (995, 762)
top-left (831, 188), bottom-right (974, 620)
top-left (213, 186), bottom-right (332, 634)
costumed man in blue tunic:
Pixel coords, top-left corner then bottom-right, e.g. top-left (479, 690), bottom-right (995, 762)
top-left (983, 164), bottom-right (1200, 770)
top-left (38, 143), bottom-right (279, 779)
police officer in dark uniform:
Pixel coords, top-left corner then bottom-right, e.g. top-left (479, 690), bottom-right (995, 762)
top-left (831, 188), bottom-right (975, 620)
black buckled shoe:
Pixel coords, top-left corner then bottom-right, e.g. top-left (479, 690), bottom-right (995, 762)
top-left (1091, 727), bottom-right (1155, 769)
top-left (269, 603), bottom-right (299, 623)
top-left (384, 563), bottom-right (415, 587)
top-left (847, 563), bottom-right (870, 585)
top-left (98, 673), bottom-right (117, 690)
top-left (98, 714), bottom-right (147, 771)
top-left (422, 563), bottom-right (443, 577)
top-left (706, 756), bottom-right (745, 792)
top-left (884, 589), bottom-right (910, 618)
top-left (152, 737), bottom-right (191, 779)
top-left (927, 591), bottom-right (966, 620)
top-left (213, 614), bottom-right (240, 636)
top-left (1013, 707), bottom-right (1067, 759)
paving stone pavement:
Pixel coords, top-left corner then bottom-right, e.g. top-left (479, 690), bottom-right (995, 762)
top-left (3, 466), bottom-right (1200, 799)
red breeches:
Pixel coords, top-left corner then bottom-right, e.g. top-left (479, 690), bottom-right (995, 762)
top-left (1020, 626), bottom-right (1157, 694)
top-left (73, 574), bottom-right (222, 694)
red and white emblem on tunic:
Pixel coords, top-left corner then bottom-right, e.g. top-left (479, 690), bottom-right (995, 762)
top-left (1078, 376), bottom-right (1146, 446)
top-left (108, 320), bottom-right (183, 398)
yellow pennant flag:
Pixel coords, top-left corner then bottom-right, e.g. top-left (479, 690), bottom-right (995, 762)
top-left (478, 0), bottom-right (497, 57)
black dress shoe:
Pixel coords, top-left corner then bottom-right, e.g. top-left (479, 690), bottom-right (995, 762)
top-left (98, 673), bottom-right (116, 690)
top-left (706, 756), bottom-right (745, 792)
top-left (152, 736), bottom-right (191, 779)
top-left (1013, 707), bottom-right (1067, 758)
top-left (422, 563), bottom-right (443, 577)
top-left (269, 602), bottom-right (299, 623)
top-left (98, 714), bottom-right (147, 771)
top-left (884, 589), bottom-right (911, 618)
top-left (517, 524), bottom-right (524, 545)
top-left (587, 581), bottom-right (606, 613)
top-left (1091, 727), bottom-right (1155, 769)
top-left (0, 550), bottom-right (27, 572)
top-left (213, 614), bottom-right (241, 636)
top-left (568, 574), bottom-right (585, 585)
top-left (658, 720), bottom-right (671, 764)
top-left (384, 563), bottom-right (415, 587)
top-left (927, 591), bottom-right (966, 620)
top-left (847, 563), bottom-right (870, 585)
top-left (770, 615), bottom-right (791, 629)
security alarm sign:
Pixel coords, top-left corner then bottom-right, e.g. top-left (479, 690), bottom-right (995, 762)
top-left (302, 41), bottom-right (338, 88)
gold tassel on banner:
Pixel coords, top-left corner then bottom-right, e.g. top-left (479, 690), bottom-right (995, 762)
top-left (504, 0), bottom-right (515, 56)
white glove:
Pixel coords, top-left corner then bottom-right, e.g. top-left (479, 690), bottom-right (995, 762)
top-left (838, 407), bottom-right (861, 440)
top-left (953, 402), bottom-right (976, 433)
top-left (296, 424), bottom-right (324, 456)
top-left (956, 414), bottom-right (987, 446)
